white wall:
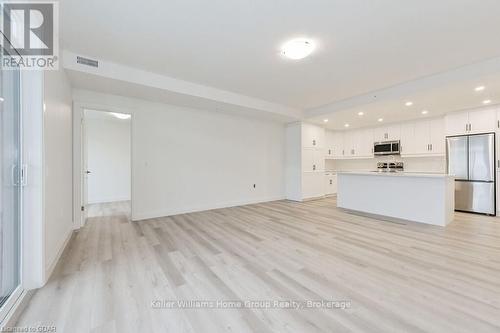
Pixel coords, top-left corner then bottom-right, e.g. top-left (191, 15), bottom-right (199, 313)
top-left (85, 111), bottom-right (131, 204)
top-left (73, 90), bottom-right (286, 221)
top-left (43, 68), bottom-right (73, 278)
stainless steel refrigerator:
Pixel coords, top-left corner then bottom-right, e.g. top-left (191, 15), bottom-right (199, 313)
top-left (446, 133), bottom-right (495, 215)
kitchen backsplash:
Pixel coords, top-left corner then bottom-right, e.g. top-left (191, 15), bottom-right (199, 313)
top-left (326, 156), bottom-right (446, 173)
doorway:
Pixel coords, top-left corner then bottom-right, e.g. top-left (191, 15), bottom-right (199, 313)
top-left (82, 109), bottom-right (132, 220)
top-left (0, 43), bottom-right (22, 322)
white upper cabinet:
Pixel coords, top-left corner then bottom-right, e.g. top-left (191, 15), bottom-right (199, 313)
top-left (332, 132), bottom-right (344, 158)
top-left (357, 128), bottom-right (374, 157)
top-left (429, 118), bottom-right (445, 155)
top-left (386, 124), bottom-right (401, 141)
top-left (468, 108), bottom-right (496, 134)
top-left (445, 111), bottom-right (469, 136)
top-left (401, 118), bottom-right (444, 156)
top-left (342, 129), bottom-right (373, 158)
top-left (400, 122), bottom-right (416, 155)
top-left (373, 124), bottom-right (401, 142)
top-left (373, 127), bottom-right (386, 142)
top-left (445, 108), bottom-right (496, 136)
top-left (325, 130), bottom-right (344, 158)
top-left (325, 131), bottom-right (334, 158)
top-left (302, 123), bottom-right (325, 148)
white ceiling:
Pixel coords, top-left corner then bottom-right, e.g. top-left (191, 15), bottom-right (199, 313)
top-left (309, 81), bottom-right (500, 131)
top-left (61, 0), bottom-right (500, 110)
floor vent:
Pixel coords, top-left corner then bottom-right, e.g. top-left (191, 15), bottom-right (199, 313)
top-left (76, 56), bottom-right (99, 68)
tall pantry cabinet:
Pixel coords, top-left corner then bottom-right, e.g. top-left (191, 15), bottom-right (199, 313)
top-left (286, 122), bottom-right (325, 201)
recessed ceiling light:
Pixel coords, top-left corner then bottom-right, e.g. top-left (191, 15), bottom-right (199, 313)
top-left (378, 118), bottom-right (384, 122)
top-left (405, 101), bottom-right (413, 106)
top-left (0, 97), bottom-right (4, 102)
top-left (421, 110), bottom-right (428, 115)
top-left (281, 38), bottom-right (316, 60)
top-left (475, 86), bottom-right (485, 92)
top-left (344, 123), bottom-right (350, 128)
top-left (111, 112), bottom-right (131, 120)
top-left (483, 100), bottom-right (492, 105)
top-left (323, 119), bottom-right (329, 123)
top-left (357, 111), bottom-right (364, 116)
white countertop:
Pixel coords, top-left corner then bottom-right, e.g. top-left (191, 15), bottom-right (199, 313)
top-left (337, 171), bottom-right (454, 178)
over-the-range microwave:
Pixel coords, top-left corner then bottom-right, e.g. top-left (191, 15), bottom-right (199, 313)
top-left (373, 140), bottom-right (401, 156)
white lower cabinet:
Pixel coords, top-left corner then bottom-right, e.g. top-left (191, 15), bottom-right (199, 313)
top-left (325, 173), bottom-right (337, 195)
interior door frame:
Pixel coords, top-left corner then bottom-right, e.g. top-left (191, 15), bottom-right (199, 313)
top-left (73, 102), bottom-right (134, 228)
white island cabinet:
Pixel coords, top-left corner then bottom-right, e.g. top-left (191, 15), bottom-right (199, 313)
top-left (337, 172), bottom-right (455, 226)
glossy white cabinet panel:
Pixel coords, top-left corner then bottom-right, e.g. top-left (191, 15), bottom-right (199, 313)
top-left (302, 172), bottom-right (325, 199)
top-left (373, 124), bottom-right (401, 142)
top-left (400, 122), bottom-right (416, 155)
top-left (302, 123), bottom-right (325, 148)
top-left (429, 118), bottom-right (445, 154)
top-left (468, 108), bottom-right (496, 134)
top-left (445, 111), bottom-right (469, 136)
top-left (445, 108), bottom-right (496, 136)
top-left (325, 173), bottom-right (337, 195)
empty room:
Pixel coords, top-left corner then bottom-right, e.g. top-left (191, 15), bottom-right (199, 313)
top-left (1, 1), bottom-right (500, 332)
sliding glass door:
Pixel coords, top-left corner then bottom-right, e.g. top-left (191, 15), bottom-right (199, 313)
top-left (0, 44), bottom-right (22, 319)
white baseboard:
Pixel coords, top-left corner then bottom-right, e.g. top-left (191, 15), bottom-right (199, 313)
top-left (87, 196), bottom-right (130, 205)
top-left (132, 195), bottom-right (285, 221)
top-left (44, 229), bottom-right (73, 283)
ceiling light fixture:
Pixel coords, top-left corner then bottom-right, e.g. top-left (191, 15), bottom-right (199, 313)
top-left (358, 111), bottom-right (364, 116)
top-left (344, 123), bottom-right (350, 128)
top-left (475, 86), bottom-right (485, 92)
top-left (0, 97), bottom-right (4, 102)
top-left (405, 101), bottom-right (413, 106)
top-left (111, 112), bottom-right (131, 120)
top-left (323, 119), bottom-right (329, 123)
top-left (421, 110), bottom-right (428, 115)
top-left (378, 118), bottom-right (384, 122)
top-left (281, 38), bottom-right (316, 60)
top-left (483, 100), bottom-right (492, 105)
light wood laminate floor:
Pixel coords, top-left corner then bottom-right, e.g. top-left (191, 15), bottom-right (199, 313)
top-left (16, 197), bottom-right (500, 332)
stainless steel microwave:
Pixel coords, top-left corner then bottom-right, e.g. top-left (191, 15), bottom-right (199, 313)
top-left (374, 140), bottom-right (400, 156)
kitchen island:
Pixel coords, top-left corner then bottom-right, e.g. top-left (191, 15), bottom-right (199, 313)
top-left (337, 172), bottom-right (455, 226)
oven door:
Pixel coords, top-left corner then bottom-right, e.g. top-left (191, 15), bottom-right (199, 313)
top-left (374, 143), bottom-right (392, 155)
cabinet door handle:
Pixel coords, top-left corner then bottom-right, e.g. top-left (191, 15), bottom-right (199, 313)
top-left (328, 149), bottom-right (331, 155)
top-left (313, 164), bottom-right (316, 171)
top-left (330, 180), bottom-right (332, 185)
top-left (312, 139), bottom-right (316, 146)
top-left (430, 144), bottom-right (432, 151)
